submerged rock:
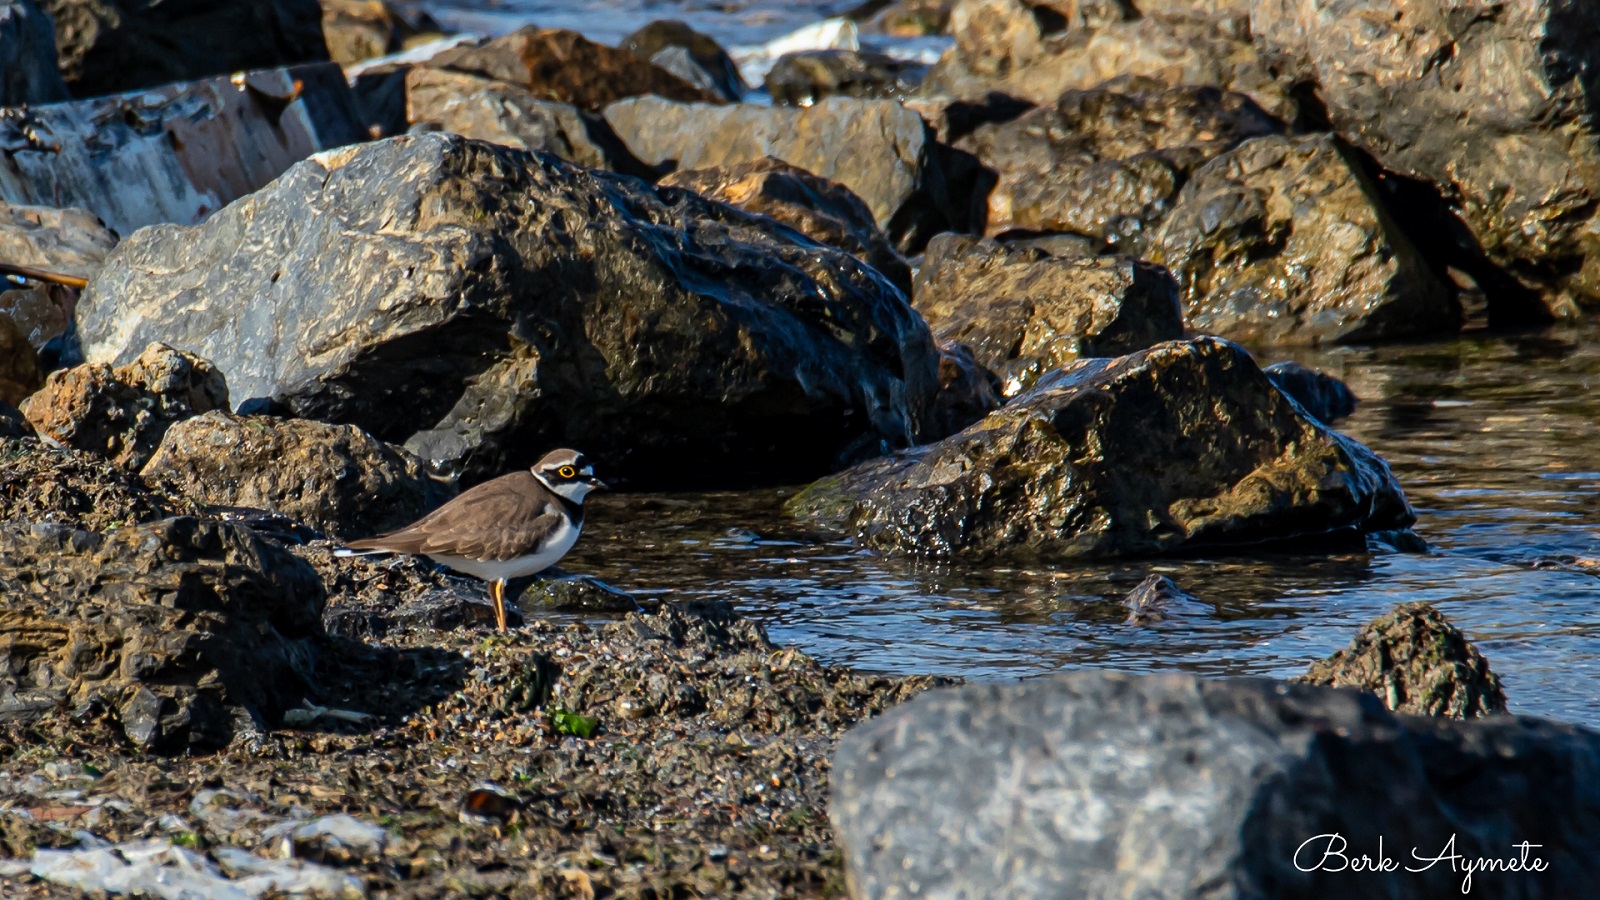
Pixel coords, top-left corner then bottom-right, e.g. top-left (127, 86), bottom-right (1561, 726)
top-left (0, 517), bottom-right (325, 752)
top-left (764, 50), bottom-right (925, 106)
top-left (1122, 573), bottom-right (1201, 624)
top-left (142, 411), bottom-right (451, 539)
top-left (516, 570), bottom-right (639, 614)
top-left (0, 437), bottom-right (194, 530)
top-left (790, 337), bottom-right (1413, 557)
top-left (38, 0), bottom-right (330, 97)
top-left (1150, 134), bottom-right (1458, 345)
top-left (0, 0), bottom-right (68, 107)
top-left (913, 233), bottom-right (1184, 395)
top-left (660, 155), bottom-right (913, 294)
top-left (954, 82), bottom-right (1280, 254)
top-left (832, 670), bottom-right (1599, 898)
top-left (77, 134), bottom-right (938, 488)
top-left (1264, 360), bottom-right (1357, 423)
top-left (619, 20), bottom-right (747, 102)
top-left (604, 95), bottom-right (979, 252)
top-left (422, 26), bottom-right (722, 111)
top-left (20, 343), bottom-right (228, 471)
top-left (1299, 602), bottom-right (1508, 719)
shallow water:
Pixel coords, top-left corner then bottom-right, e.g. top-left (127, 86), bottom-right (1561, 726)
top-left (419, 0), bottom-right (866, 49)
top-left (566, 327), bottom-right (1600, 727)
top-left (416, 2), bottom-right (1600, 725)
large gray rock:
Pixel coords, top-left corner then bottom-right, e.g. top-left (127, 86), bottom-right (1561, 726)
top-left (790, 336), bottom-right (1413, 557)
top-left (603, 95), bottom-right (979, 252)
top-left (1248, 0), bottom-right (1600, 317)
top-left (913, 233), bottom-right (1184, 395)
top-left (77, 134), bottom-right (939, 488)
top-left (0, 517), bottom-right (325, 753)
top-left (38, 0), bottom-right (330, 98)
top-left (1150, 134), bottom-right (1458, 346)
top-left (143, 411), bottom-right (451, 538)
top-left (832, 671), bottom-right (1598, 898)
top-left (953, 82), bottom-right (1280, 254)
top-left (0, 0), bottom-right (69, 105)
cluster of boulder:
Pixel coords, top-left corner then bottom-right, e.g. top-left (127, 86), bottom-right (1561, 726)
top-left (0, 0), bottom-right (1595, 895)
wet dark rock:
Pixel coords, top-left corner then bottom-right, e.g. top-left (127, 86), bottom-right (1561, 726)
top-left (1122, 573), bottom-right (1199, 624)
top-left (832, 670), bottom-right (1599, 898)
top-left (142, 410), bottom-right (451, 539)
top-left (320, 0), bottom-right (422, 66)
top-left (1150, 134), bottom-right (1458, 346)
top-left (77, 134), bottom-right (937, 488)
top-left (920, 0), bottom-right (1293, 119)
top-left (38, 0), bottom-right (330, 98)
top-left (790, 336), bottom-right (1414, 558)
top-left (422, 26), bottom-right (722, 112)
top-left (1249, 0), bottom-right (1600, 315)
top-left (1299, 602), bottom-right (1508, 719)
top-left (765, 50), bottom-right (925, 107)
top-left (660, 155), bottom-right (913, 294)
top-left (912, 233), bottom-right (1183, 395)
top-left (0, 400), bottom-right (30, 437)
top-left (393, 589), bottom-right (517, 633)
top-left (953, 83), bottom-right (1280, 254)
top-left (403, 67), bottom-right (635, 172)
top-left (928, 339), bottom-right (1003, 439)
top-left (0, 517), bottom-right (324, 752)
top-left (19, 343), bottom-right (228, 471)
top-left (0, 437), bottom-right (195, 529)
top-left (516, 570), bottom-right (639, 614)
top-left (1264, 360), bottom-right (1357, 423)
top-left (604, 95), bottom-right (979, 252)
top-left (0, 315), bottom-right (39, 406)
top-left (0, 0), bottom-right (69, 105)
top-left (619, 20), bottom-right (746, 102)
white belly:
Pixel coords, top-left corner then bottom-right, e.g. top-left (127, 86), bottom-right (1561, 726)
top-left (427, 518), bottom-right (582, 582)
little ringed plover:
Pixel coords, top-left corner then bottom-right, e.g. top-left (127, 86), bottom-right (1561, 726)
top-left (344, 449), bottom-right (607, 631)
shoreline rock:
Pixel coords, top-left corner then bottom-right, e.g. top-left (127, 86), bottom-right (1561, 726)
top-left (791, 337), bottom-right (1414, 557)
top-left (76, 134), bottom-right (940, 489)
top-left (833, 670), bottom-right (1598, 898)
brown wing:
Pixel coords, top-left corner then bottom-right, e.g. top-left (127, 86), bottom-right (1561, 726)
top-left (345, 471), bottom-right (566, 561)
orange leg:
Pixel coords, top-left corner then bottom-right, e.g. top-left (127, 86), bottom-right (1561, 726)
top-left (491, 579), bottom-right (508, 633)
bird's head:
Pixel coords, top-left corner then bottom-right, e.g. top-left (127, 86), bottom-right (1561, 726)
top-left (533, 449), bottom-right (607, 503)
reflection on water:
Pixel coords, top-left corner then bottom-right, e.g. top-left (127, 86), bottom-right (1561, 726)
top-left (565, 326), bottom-right (1600, 727)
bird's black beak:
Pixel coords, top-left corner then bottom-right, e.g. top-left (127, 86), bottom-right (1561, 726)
top-left (588, 477), bottom-right (611, 491)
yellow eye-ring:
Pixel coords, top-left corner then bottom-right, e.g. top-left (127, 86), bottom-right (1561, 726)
top-left (558, 466), bottom-right (576, 479)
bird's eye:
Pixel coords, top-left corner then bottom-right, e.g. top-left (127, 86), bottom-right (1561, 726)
top-left (558, 466), bottom-right (576, 479)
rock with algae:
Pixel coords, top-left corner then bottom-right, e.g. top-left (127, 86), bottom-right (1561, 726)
top-left (1298, 601), bottom-right (1508, 718)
